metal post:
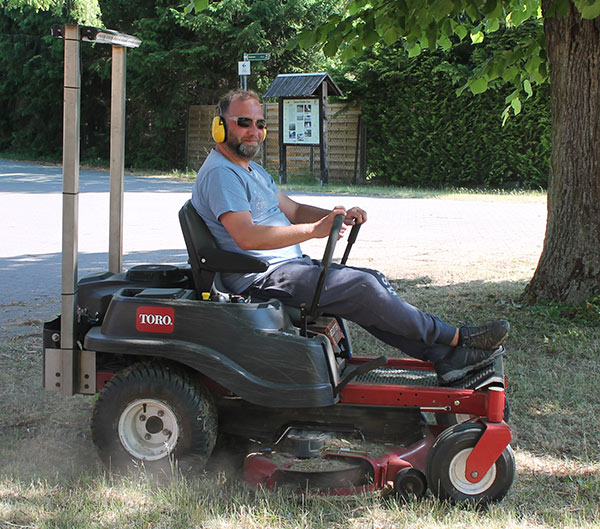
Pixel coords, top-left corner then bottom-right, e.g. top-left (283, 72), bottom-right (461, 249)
top-left (319, 82), bottom-right (329, 185)
top-left (278, 98), bottom-right (287, 184)
top-left (60, 24), bottom-right (81, 396)
top-left (109, 45), bottom-right (126, 274)
top-left (262, 101), bottom-right (268, 167)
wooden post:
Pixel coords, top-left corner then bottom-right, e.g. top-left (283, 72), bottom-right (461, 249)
top-left (109, 45), bottom-right (126, 274)
top-left (353, 114), bottom-right (361, 185)
top-left (60, 24), bottom-right (81, 397)
top-left (319, 82), bottom-right (329, 185)
top-left (359, 120), bottom-right (367, 183)
top-left (278, 97), bottom-right (287, 184)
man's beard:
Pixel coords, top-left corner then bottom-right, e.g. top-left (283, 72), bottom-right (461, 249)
top-left (228, 137), bottom-right (260, 159)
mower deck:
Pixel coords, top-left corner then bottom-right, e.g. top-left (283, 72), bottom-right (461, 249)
top-left (243, 356), bottom-right (508, 495)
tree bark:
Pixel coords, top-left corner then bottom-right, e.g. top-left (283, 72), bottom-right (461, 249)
top-left (524, 1), bottom-right (600, 304)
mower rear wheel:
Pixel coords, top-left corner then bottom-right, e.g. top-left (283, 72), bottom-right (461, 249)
top-left (426, 423), bottom-right (515, 505)
top-left (393, 468), bottom-right (427, 499)
top-left (91, 362), bottom-right (217, 477)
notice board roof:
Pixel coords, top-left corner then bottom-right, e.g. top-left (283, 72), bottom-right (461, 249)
top-left (263, 73), bottom-right (343, 98)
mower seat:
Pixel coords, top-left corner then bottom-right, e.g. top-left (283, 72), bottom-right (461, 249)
top-left (179, 200), bottom-right (350, 362)
top-left (179, 200), bottom-right (313, 327)
top-left (178, 200), bottom-right (269, 296)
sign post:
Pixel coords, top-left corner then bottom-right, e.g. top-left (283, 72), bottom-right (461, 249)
top-left (238, 59), bottom-right (251, 89)
top-left (239, 52), bottom-right (271, 89)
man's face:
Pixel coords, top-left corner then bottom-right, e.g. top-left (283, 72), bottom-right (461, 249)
top-left (224, 97), bottom-right (266, 159)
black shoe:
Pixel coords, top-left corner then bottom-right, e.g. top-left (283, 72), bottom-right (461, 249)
top-left (436, 346), bottom-right (505, 385)
top-left (459, 320), bottom-right (509, 350)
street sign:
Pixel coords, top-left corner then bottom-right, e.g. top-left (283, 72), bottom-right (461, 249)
top-left (238, 61), bottom-right (251, 75)
top-left (246, 53), bottom-right (270, 61)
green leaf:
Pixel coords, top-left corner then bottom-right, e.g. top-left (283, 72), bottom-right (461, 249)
top-left (502, 65), bottom-right (519, 82)
top-left (363, 27), bottom-right (380, 47)
top-left (524, 79), bottom-right (533, 97)
top-left (439, 35), bottom-right (452, 49)
top-left (502, 105), bottom-right (511, 126)
top-left (510, 9), bottom-right (530, 26)
top-left (505, 89), bottom-right (519, 104)
top-left (471, 30), bottom-right (484, 44)
top-left (486, 17), bottom-right (500, 32)
top-left (453, 23), bottom-right (468, 40)
top-left (348, 1), bottom-right (361, 16)
top-left (383, 26), bottom-right (400, 45)
top-left (579, 1), bottom-right (600, 19)
top-left (511, 96), bottom-right (522, 115)
top-left (469, 77), bottom-right (488, 94)
top-left (323, 38), bottom-right (339, 57)
top-left (466, 4), bottom-right (480, 21)
top-left (192, 0), bottom-right (209, 13)
top-left (432, 0), bottom-right (455, 21)
top-left (407, 42), bottom-right (421, 57)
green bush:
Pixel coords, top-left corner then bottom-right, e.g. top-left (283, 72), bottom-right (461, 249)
top-left (336, 26), bottom-right (551, 189)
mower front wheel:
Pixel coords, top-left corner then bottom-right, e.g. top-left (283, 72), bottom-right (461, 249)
top-left (426, 422), bottom-right (515, 505)
top-left (91, 362), bottom-right (217, 477)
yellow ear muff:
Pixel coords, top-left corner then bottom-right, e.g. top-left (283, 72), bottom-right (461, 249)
top-left (212, 116), bottom-right (226, 143)
top-left (263, 126), bottom-right (267, 140)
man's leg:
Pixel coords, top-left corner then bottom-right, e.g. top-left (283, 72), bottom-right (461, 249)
top-left (253, 258), bottom-right (456, 362)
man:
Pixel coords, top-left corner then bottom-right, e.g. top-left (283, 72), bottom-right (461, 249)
top-left (191, 89), bottom-right (508, 384)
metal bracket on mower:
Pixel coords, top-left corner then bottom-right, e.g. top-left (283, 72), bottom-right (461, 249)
top-left (465, 419), bottom-right (511, 484)
top-left (334, 356), bottom-right (388, 396)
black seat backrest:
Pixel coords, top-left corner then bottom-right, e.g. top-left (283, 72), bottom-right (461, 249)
top-left (178, 199), bottom-right (219, 293)
top-left (178, 200), bottom-right (269, 295)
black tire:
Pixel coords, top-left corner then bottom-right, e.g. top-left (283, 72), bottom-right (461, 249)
top-left (426, 422), bottom-right (515, 505)
top-left (393, 468), bottom-right (427, 499)
top-left (91, 362), bottom-right (217, 477)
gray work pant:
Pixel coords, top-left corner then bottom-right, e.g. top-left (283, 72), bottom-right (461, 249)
top-left (251, 256), bottom-right (456, 364)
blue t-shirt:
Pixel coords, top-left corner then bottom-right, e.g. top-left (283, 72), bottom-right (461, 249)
top-left (191, 149), bottom-right (302, 293)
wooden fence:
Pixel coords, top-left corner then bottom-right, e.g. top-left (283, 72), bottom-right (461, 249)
top-left (187, 102), bottom-right (366, 182)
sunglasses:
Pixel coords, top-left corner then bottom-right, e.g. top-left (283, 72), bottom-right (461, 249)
top-left (226, 116), bottom-right (267, 130)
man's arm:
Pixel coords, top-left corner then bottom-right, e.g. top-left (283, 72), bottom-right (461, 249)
top-left (220, 207), bottom-right (346, 251)
top-left (278, 192), bottom-right (331, 224)
top-left (278, 192), bottom-right (368, 226)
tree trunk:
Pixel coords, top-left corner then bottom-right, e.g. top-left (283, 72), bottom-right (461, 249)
top-left (524, 1), bottom-right (600, 304)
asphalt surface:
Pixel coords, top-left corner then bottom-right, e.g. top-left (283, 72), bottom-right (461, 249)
top-left (0, 159), bottom-right (547, 339)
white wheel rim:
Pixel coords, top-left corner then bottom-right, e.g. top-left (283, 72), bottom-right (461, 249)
top-left (448, 448), bottom-right (497, 495)
top-left (118, 399), bottom-right (180, 461)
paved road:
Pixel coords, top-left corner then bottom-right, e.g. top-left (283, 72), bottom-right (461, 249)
top-left (0, 159), bottom-right (547, 339)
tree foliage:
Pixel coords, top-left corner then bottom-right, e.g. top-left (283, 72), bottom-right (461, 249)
top-left (0, 0), bottom-right (336, 168)
top-left (294, 0), bottom-right (599, 121)
top-left (0, 0), bottom-right (101, 24)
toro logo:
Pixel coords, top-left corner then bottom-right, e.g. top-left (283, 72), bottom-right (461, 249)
top-left (136, 306), bottom-right (175, 334)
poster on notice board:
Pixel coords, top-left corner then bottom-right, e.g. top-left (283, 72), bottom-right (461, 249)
top-left (283, 99), bottom-right (320, 145)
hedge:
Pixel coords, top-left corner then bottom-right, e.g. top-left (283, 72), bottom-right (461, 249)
top-left (335, 27), bottom-right (551, 189)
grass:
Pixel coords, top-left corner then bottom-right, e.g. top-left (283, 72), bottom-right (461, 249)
top-left (177, 169), bottom-right (547, 202)
top-left (1, 279), bottom-right (599, 528)
top-left (0, 184), bottom-right (596, 528)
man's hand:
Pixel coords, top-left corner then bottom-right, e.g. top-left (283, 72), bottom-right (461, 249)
top-left (313, 206), bottom-right (348, 239)
top-left (345, 206), bottom-right (367, 225)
